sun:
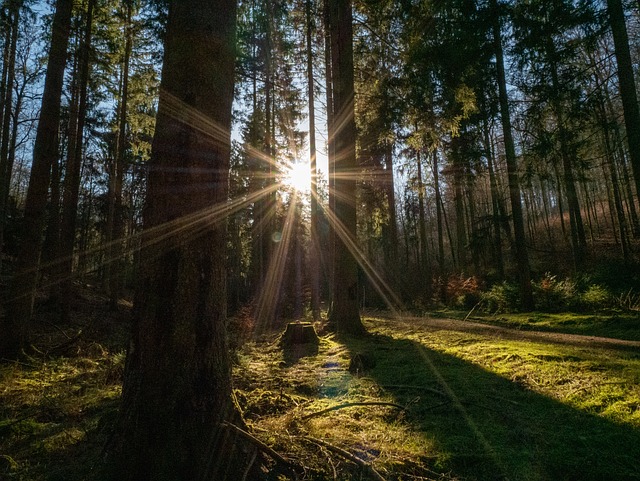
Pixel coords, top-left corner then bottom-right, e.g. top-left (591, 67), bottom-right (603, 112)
top-left (282, 160), bottom-right (311, 193)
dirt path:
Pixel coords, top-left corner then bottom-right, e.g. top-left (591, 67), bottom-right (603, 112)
top-left (377, 315), bottom-right (640, 352)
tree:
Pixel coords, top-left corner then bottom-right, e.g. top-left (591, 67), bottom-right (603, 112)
top-left (490, 0), bottom-right (533, 309)
top-left (306, 0), bottom-right (320, 319)
top-left (327, 0), bottom-right (365, 335)
top-left (606, 0), bottom-right (640, 203)
top-left (108, 1), bottom-right (256, 479)
top-left (57, 0), bottom-right (96, 320)
top-left (1, 0), bottom-right (73, 360)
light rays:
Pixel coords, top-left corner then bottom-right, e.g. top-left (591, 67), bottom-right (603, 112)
top-left (20, 89), bottom-right (406, 327)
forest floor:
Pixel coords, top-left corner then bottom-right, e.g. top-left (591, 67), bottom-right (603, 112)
top-left (1, 288), bottom-right (640, 480)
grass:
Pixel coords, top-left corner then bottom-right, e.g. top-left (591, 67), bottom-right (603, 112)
top-left (2, 294), bottom-right (640, 480)
top-left (432, 308), bottom-right (640, 341)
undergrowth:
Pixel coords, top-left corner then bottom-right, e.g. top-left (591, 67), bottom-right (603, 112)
top-left (2, 288), bottom-right (640, 480)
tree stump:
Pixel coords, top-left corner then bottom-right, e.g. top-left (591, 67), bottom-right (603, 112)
top-left (281, 322), bottom-right (319, 347)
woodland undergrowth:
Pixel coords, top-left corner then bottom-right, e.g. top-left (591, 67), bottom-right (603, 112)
top-left (1, 286), bottom-right (640, 480)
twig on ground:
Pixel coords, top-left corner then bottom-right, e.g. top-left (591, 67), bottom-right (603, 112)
top-left (220, 421), bottom-right (297, 472)
top-left (464, 302), bottom-right (481, 322)
top-left (301, 401), bottom-right (407, 420)
top-left (303, 436), bottom-right (387, 481)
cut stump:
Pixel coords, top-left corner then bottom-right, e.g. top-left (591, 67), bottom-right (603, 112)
top-left (281, 322), bottom-right (320, 347)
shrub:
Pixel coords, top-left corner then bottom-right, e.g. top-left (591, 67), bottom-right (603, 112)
top-left (481, 281), bottom-right (520, 313)
top-left (581, 284), bottom-right (612, 310)
top-left (616, 289), bottom-right (640, 311)
top-left (533, 273), bottom-right (579, 312)
top-left (446, 275), bottom-right (481, 309)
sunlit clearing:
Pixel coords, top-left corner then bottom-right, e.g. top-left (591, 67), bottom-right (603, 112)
top-left (282, 161), bottom-right (311, 193)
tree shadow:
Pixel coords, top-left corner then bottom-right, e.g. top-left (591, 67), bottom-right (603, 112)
top-left (341, 331), bottom-right (640, 481)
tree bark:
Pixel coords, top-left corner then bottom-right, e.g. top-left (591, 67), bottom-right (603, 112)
top-left (58, 0), bottom-right (95, 319)
top-left (491, 0), bottom-right (533, 309)
top-left (306, 0), bottom-right (320, 320)
top-left (1, 0), bottom-right (73, 360)
top-left (327, 0), bottom-right (364, 335)
top-left (108, 1), bottom-right (253, 480)
top-left (607, 0), bottom-right (640, 204)
top-left (0, 0), bottom-right (21, 264)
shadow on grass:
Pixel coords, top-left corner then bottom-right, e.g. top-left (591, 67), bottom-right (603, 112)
top-left (341, 331), bottom-right (640, 481)
top-left (0, 366), bottom-right (121, 481)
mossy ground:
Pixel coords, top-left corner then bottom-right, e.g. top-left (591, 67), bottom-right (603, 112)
top-left (2, 296), bottom-right (640, 480)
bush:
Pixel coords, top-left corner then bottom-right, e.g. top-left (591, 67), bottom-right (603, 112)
top-left (533, 273), bottom-right (579, 312)
top-left (481, 282), bottom-right (520, 313)
top-left (580, 284), bottom-right (612, 310)
top-left (446, 275), bottom-right (481, 309)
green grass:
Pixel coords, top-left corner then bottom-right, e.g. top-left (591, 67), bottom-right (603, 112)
top-left (3, 301), bottom-right (640, 480)
top-left (432, 308), bottom-right (640, 341)
top-left (234, 316), bottom-right (640, 480)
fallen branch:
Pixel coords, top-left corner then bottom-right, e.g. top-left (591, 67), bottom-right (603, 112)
top-left (303, 436), bottom-right (386, 481)
top-left (220, 421), bottom-right (296, 471)
top-left (301, 401), bottom-right (406, 420)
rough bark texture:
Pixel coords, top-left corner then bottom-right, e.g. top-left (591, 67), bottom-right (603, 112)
top-left (108, 1), bottom-right (253, 480)
top-left (607, 0), bottom-right (640, 204)
top-left (327, 0), bottom-right (365, 336)
top-left (1, 0), bottom-right (73, 360)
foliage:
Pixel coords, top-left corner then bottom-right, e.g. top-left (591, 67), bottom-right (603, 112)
top-left (533, 272), bottom-right (579, 312)
top-left (480, 281), bottom-right (521, 313)
top-left (446, 275), bottom-right (481, 309)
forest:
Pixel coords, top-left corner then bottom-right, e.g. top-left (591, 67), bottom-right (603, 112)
top-left (1, 0), bottom-right (640, 480)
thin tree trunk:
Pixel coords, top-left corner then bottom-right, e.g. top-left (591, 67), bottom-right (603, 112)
top-left (58, 0), bottom-right (95, 319)
top-left (1, 0), bottom-right (73, 360)
top-left (108, 0), bottom-right (132, 309)
top-left (432, 149), bottom-right (446, 301)
top-left (491, 0), bottom-right (533, 309)
top-left (324, 0), bottom-right (335, 316)
top-left (483, 117), bottom-right (504, 279)
top-left (306, 0), bottom-right (320, 320)
top-left (416, 148), bottom-right (429, 289)
top-left (0, 1), bottom-right (21, 270)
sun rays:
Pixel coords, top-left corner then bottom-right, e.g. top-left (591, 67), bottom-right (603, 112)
top-left (23, 91), bottom-right (405, 329)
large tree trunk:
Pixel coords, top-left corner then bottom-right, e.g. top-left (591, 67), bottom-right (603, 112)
top-left (327, 0), bottom-right (364, 335)
top-left (1, 0), bottom-right (73, 360)
top-left (491, 0), bottom-right (533, 309)
top-left (607, 0), bottom-right (640, 204)
top-left (109, 1), bottom-right (252, 480)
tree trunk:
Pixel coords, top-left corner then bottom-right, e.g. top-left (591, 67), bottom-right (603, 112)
top-left (327, 0), bottom-right (364, 336)
top-left (607, 0), bottom-right (640, 204)
top-left (58, 0), bottom-right (95, 320)
top-left (416, 147), bottom-right (430, 299)
top-left (306, 0), bottom-right (320, 320)
top-left (106, 0), bottom-right (132, 309)
top-left (432, 149), bottom-right (446, 300)
top-left (483, 117), bottom-right (504, 279)
top-left (491, 0), bottom-right (533, 309)
top-left (108, 1), bottom-right (254, 480)
top-left (324, 0), bottom-right (336, 316)
top-left (0, 0), bottom-right (21, 265)
top-left (1, 0), bottom-right (73, 360)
